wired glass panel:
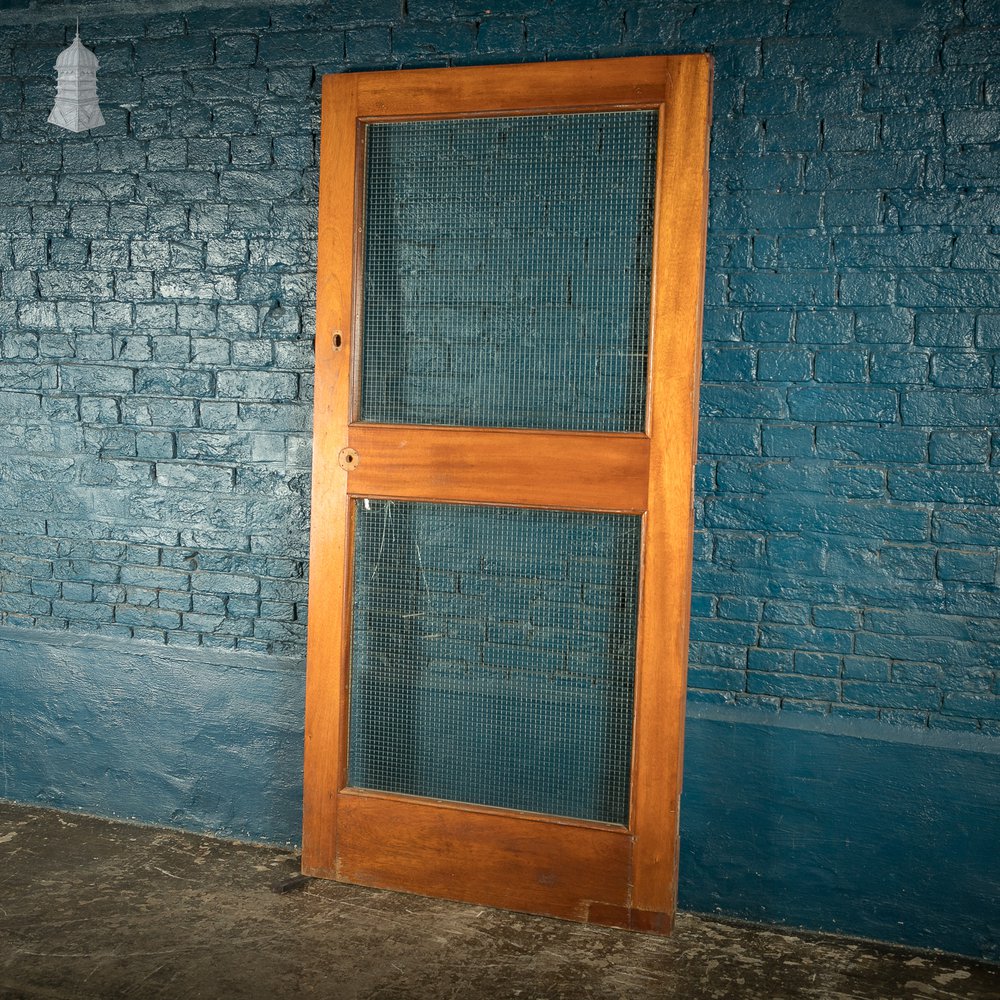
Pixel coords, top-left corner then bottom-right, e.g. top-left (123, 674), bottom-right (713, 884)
top-left (359, 111), bottom-right (658, 432)
top-left (347, 500), bottom-right (641, 824)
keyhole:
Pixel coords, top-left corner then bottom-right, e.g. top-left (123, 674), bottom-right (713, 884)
top-left (333, 332), bottom-right (342, 350)
top-left (338, 447), bottom-right (359, 471)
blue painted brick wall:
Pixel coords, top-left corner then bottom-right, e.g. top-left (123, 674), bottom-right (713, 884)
top-left (1, 0), bottom-right (998, 731)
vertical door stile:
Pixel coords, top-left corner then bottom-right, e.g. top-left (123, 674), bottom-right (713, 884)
top-left (303, 73), bottom-right (360, 877)
top-left (630, 54), bottom-right (714, 931)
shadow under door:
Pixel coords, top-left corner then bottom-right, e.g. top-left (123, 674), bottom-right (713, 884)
top-left (303, 55), bottom-right (712, 932)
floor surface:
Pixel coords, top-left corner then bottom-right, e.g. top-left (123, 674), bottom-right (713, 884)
top-left (0, 801), bottom-right (997, 999)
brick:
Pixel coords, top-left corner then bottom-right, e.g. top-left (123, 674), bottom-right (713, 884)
top-left (916, 313), bottom-right (975, 349)
top-left (760, 625), bottom-right (852, 654)
top-left (136, 368), bottom-right (214, 397)
top-left (747, 673), bottom-right (840, 701)
top-left (929, 430), bottom-right (990, 465)
top-left (698, 421), bottom-right (760, 457)
top-left (178, 431), bottom-right (252, 462)
top-left (794, 652), bottom-right (841, 677)
top-left (757, 348), bottom-right (812, 382)
top-left (192, 571), bottom-right (259, 596)
top-left (787, 386), bottom-right (897, 422)
top-left (115, 604), bottom-right (182, 630)
top-left (730, 271), bottom-right (836, 307)
top-left (930, 352), bottom-right (991, 389)
top-left (889, 469), bottom-right (1000, 505)
top-left (794, 311), bottom-right (852, 345)
top-left (155, 462), bottom-right (235, 492)
top-left (688, 666), bottom-right (745, 691)
top-left (881, 112), bottom-right (944, 151)
top-left (702, 495), bottom-right (925, 541)
top-left (39, 272), bottom-right (113, 301)
top-left (843, 681), bottom-right (940, 711)
top-left (814, 349), bottom-right (867, 383)
top-left (689, 619), bottom-right (758, 645)
top-left (977, 314), bottom-right (1000, 350)
top-left (942, 29), bottom-right (1000, 66)
top-left (902, 390), bottom-right (1000, 426)
top-left (937, 548), bottom-right (996, 584)
top-left (217, 370), bottom-right (298, 400)
top-left (258, 31), bottom-right (345, 67)
top-left (717, 459), bottom-right (883, 498)
top-left (900, 271), bottom-right (1000, 309)
top-left (805, 153), bottom-right (923, 191)
top-left (813, 606), bottom-right (860, 630)
top-left (712, 192), bottom-right (822, 231)
top-left (123, 397), bottom-right (198, 428)
top-left (869, 350), bottom-right (930, 384)
top-left (835, 234), bottom-right (952, 269)
top-left (748, 648), bottom-right (793, 673)
top-left (59, 365), bottom-right (134, 394)
top-left (942, 693), bottom-right (1000, 721)
top-left (856, 630), bottom-right (987, 669)
top-left (933, 508), bottom-right (1000, 546)
top-left (744, 312), bottom-right (793, 343)
top-left (843, 656), bottom-right (891, 682)
top-left (822, 115), bottom-right (879, 152)
top-left (220, 170), bottom-right (302, 201)
top-left (157, 274), bottom-right (237, 302)
top-left (839, 273), bottom-right (899, 310)
top-left (762, 425), bottom-right (814, 458)
top-left (702, 347), bottom-right (755, 382)
top-left (700, 378), bottom-right (790, 418)
top-left (763, 601), bottom-right (811, 625)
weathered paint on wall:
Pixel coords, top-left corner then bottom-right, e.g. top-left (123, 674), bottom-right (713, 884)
top-left (1, 0), bottom-right (999, 959)
top-left (0, 627), bottom-right (303, 842)
top-left (681, 705), bottom-right (1000, 961)
top-left (3, 626), bottom-right (998, 960)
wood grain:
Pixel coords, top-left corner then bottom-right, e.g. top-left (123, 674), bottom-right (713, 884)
top-left (303, 55), bottom-right (714, 932)
top-left (302, 73), bottom-right (359, 876)
top-left (354, 56), bottom-right (671, 119)
top-left (629, 54), bottom-right (714, 926)
top-left (346, 425), bottom-right (649, 513)
top-left (333, 790), bottom-right (632, 922)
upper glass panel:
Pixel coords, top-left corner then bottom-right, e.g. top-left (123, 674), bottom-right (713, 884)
top-left (359, 111), bottom-right (658, 432)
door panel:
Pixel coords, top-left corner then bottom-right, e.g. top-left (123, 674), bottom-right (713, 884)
top-left (304, 55), bottom-right (713, 932)
top-left (335, 791), bottom-right (632, 923)
top-left (344, 425), bottom-right (650, 512)
top-left (359, 111), bottom-right (657, 432)
top-left (347, 499), bottom-right (641, 824)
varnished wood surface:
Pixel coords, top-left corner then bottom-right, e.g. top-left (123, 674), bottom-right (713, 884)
top-left (346, 424), bottom-right (650, 513)
top-left (332, 790), bottom-right (632, 923)
top-left (353, 56), bottom-right (671, 119)
top-left (629, 54), bottom-right (714, 923)
top-left (303, 55), bottom-right (714, 933)
top-left (302, 73), bottom-right (360, 875)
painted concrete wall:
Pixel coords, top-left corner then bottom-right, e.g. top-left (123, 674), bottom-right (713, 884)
top-left (0, 0), bottom-right (998, 960)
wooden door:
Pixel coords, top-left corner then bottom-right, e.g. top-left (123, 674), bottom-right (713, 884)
top-left (303, 55), bottom-right (712, 932)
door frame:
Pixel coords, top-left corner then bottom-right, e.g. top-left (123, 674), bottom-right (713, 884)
top-left (303, 55), bottom-right (713, 932)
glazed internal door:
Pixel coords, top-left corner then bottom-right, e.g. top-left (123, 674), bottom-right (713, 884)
top-left (304, 55), bottom-right (712, 932)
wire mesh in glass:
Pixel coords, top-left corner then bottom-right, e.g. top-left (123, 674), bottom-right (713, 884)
top-left (347, 500), bottom-right (641, 825)
top-left (359, 111), bottom-right (658, 432)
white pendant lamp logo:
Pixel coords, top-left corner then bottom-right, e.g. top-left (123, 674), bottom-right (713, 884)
top-left (48, 21), bottom-right (105, 134)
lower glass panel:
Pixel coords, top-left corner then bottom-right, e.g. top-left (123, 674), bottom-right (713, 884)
top-left (347, 500), bottom-right (641, 825)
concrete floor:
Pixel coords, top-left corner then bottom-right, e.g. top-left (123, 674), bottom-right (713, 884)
top-left (0, 802), bottom-right (996, 1000)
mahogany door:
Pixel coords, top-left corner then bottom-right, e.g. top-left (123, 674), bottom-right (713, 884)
top-left (303, 55), bottom-right (712, 932)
